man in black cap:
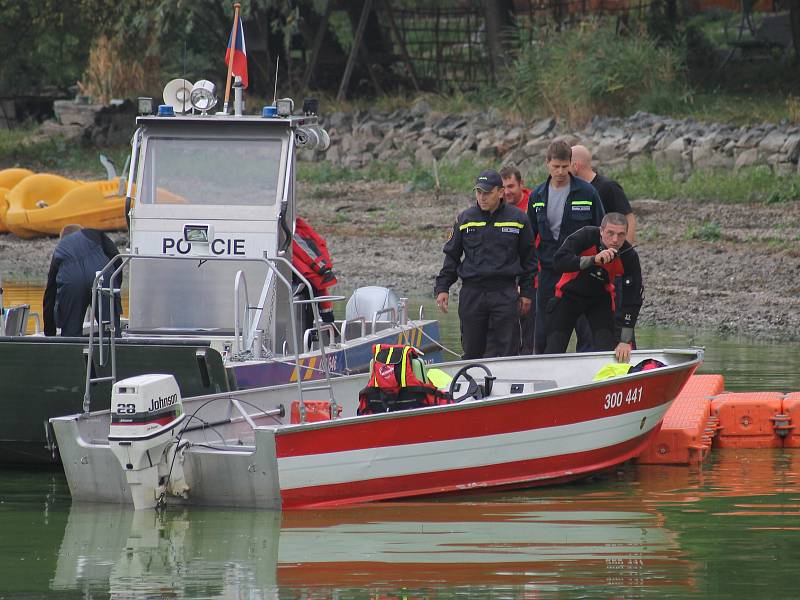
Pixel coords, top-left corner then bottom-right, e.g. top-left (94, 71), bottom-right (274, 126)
top-left (434, 169), bottom-right (535, 359)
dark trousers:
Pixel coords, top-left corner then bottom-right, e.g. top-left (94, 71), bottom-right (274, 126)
top-left (533, 268), bottom-right (560, 354)
top-left (519, 300), bottom-right (535, 354)
top-left (56, 285), bottom-right (121, 337)
top-left (458, 284), bottom-right (520, 359)
top-left (575, 277), bottom-right (636, 351)
top-left (544, 294), bottom-right (616, 354)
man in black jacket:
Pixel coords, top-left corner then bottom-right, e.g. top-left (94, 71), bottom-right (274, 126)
top-left (43, 224), bottom-right (122, 337)
top-left (528, 141), bottom-right (605, 354)
top-left (543, 213), bottom-right (643, 363)
top-left (435, 170), bottom-right (535, 359)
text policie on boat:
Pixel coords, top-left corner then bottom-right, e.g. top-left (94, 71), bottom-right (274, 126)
top-left (162, 236), bottom-right (246, 255)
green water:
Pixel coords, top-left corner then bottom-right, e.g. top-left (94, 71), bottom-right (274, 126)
top-left (2, 295), bottom-right (800, 598)
top-left (1, 449), bottom-right (799, 599)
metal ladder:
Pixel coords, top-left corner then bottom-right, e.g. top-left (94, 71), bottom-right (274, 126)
top-left (83, 269), bottom-right (122, 413)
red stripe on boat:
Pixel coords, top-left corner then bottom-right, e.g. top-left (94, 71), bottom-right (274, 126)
top-left (276, 370), bottom-right (690, 458)
top-left (279, 429), bottom-right (658, 508)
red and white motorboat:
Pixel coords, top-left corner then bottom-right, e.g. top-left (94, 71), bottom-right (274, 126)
top-left (51, 348), bottom-right (702, 510)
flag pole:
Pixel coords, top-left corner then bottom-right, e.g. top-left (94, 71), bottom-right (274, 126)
top-left (223, 2), bottom-right (241, 114)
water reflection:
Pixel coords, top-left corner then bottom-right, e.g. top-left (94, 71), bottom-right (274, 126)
top-left (48, 494), bottom-right (694, 598)
top-left (1, 450), bottom-right (798, 598)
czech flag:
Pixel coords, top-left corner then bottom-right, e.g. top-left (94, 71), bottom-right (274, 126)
top-left (225, 14), bottom-right (248, 89)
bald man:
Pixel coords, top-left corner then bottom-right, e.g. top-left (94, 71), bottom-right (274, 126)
top-left (570, 145), bottom-right (636, 242)
top-left (570, 145), bottom-right (637, 350)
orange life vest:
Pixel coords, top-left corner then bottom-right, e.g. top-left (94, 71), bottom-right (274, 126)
top-left (292, 217), bottom-right (337, 315)
top-left (357, 344), bottom-right (452, 414)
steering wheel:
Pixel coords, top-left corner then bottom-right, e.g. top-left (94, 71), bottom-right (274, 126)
top-left (448, 363), bottom-right (495, 403)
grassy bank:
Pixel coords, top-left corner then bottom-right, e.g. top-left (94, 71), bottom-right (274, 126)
top-left (298, 158), bottom-right (800, 205)
top-left (0, 128), bottom-right (129, 177)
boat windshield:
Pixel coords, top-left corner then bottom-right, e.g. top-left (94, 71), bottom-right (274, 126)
top-left (138, 137), bottom-right (283, 206)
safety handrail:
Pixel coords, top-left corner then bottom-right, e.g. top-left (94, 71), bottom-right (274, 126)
top-left (233, 270), bottom-right (252, 356)
top-left (371, 307), bottom-right (398, 333)
top-left (83, 252), bottom-right (341, 422)
top-left (303, 322), bottom-right (339, 352)
top-left (339, 316), bottom-right (366, 345)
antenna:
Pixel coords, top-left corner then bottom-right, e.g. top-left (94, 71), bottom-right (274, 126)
top-left (272, 56), bottom-right (280, 106)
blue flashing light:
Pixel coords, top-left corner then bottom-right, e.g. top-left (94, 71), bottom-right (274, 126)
top-left (262, 106), bottom-right (278, 118)
top-left (157, 104), bottom-right (175, 117)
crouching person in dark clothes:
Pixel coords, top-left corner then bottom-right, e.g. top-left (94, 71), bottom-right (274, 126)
top-left (43, 224), bottom-right (122, 337)
top-left (434, 169), bottom-right (535, 359)
top-left (543, 213), bottom-right (642, 363)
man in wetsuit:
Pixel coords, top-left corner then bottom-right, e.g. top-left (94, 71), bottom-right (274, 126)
top-left (571, 144), bottom-right (637, 349)
top-left (543, 212), bottom-right (643, 363)
top-left (435, 169), bottom-right (535, 359)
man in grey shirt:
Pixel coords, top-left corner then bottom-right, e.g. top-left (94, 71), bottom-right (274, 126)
top-left (527, 141), bottom-right (605, 354)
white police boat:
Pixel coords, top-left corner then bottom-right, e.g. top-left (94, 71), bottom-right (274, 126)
top-left (0, 79), bottom-right (439, 465)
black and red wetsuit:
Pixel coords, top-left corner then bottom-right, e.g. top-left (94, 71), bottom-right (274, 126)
top-left (543, 226), bottom-right (643, 354)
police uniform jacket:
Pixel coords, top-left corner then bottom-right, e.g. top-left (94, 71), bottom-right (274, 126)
top-left (434, 201), bottom-right (535, 298)
top-left (527, 174), bottom-right (604, 272)
top-left (552, 225), bottom-right (643, 334)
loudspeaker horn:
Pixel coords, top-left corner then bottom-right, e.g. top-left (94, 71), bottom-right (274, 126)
top-left (163, 78), bottom-right (194, 114)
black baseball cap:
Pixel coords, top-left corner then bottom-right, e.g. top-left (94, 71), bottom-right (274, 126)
top-left (474, 169), bottom-right (503, 192)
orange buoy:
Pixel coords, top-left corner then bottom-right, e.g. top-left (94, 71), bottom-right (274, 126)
top-left (637, 374), bottom-right (722, 465)
top-left (711, 392), bottom-right (785, 448)
top-left (781, 393), bottom-right (800, 448)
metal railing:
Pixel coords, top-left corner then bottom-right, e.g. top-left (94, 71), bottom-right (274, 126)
top-left (83, 252), bottom-right (343, 422)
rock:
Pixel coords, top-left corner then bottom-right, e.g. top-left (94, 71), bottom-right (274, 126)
top-left (627, 134), bottom-right (655, 156)
top-left (415, 145), bottom-right (435, 165)
top-left (326, 111), bottom-right (351, 130)
top-left (759, 130), bottom-right (787, 153)
top-left (734, 148), bottom-right (760, 170)
top-left (37, 120), bottom-right (84, 143)
top-left (410, 98), bottom-right (432, 117)
top-left (53, 100), bottom-right (100, 128)
top-left (529, 117), bottom-right (555, 138)
top-left (662, 137), bottom-right (688, 166)
top-left (431, 141), bottom-right (451, 161)
top-left (476, 138), bottom-right (497, 158)
top-left (692, 145), bottom-right (733, 169)
top-left (781, 134), bottom-right (800, 163)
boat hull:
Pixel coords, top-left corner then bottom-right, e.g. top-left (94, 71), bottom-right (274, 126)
top-left (51, 349), bottom-right (701, 508)
top-left (273, 362), bottom-right (692, 508)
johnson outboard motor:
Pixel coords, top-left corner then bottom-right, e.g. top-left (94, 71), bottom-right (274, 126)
top-left (109, 374), bottom-right (188, 509)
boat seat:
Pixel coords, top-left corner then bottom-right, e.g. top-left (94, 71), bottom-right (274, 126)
top-left (4, 304), bottom-right (30, 336)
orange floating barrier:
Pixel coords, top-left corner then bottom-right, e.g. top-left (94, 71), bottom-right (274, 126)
top-left (781, 393), bottom-right (800, 448)
top-left (676, 374), bottom-right (725, 398)
top-left (637, 374), bottom-right (724, 465)
top-left (711, 392), bottom-right (785, 448)
top-left (637, 394), bottom-right (713, 465)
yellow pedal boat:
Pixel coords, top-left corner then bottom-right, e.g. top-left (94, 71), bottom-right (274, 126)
top-left (4, 173), bottom-right (127, 238)
top-left (0, 168), bottom-right (35, 233)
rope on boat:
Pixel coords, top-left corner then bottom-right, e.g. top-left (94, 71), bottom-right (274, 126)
top-left (402, 318), bottom-right (463, 359)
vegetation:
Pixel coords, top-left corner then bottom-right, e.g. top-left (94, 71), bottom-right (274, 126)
top-left (503, 22), bottom-right (687, 124)
top-left (298, 156), bottom-right (799, 205)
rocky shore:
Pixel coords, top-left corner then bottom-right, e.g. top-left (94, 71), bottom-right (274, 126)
top-left (313, 103), bottom-right (800, 176)
top-left (3, 179), bottom-right (799, 342)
